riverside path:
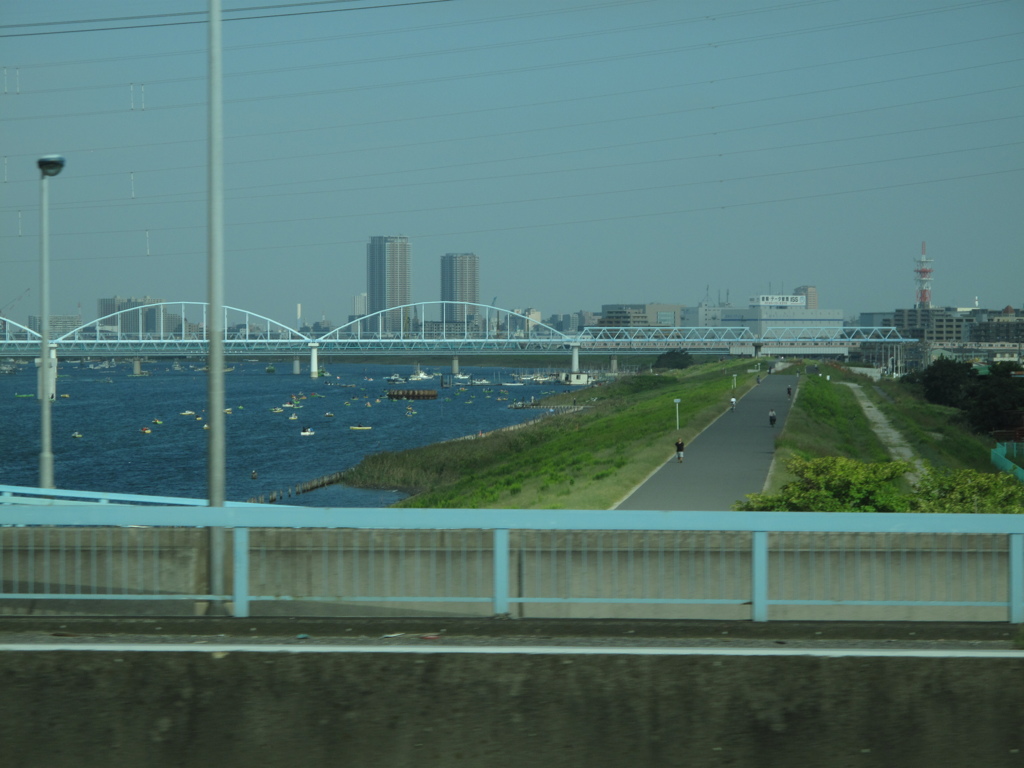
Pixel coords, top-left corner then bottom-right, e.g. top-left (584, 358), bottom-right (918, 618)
top-left (616, 370), bottom-right (795, 511)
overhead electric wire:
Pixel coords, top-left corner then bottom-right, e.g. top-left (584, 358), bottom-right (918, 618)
top-left (5, 166), bottom-right (1021, 266)
top-left (5, 30), bottom-right (1018, 160)
top-left (9, 139), bottom-right (1020, 237)
top-left (0, 0), bottom-right (453, 38)
top-left (3, 79), bottom-right (1019, 205)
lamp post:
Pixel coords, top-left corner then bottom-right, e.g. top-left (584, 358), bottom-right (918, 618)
top-left (38, 154), bottom-right (66, 489)
top-left (673, 398), bottom-right (681, 431)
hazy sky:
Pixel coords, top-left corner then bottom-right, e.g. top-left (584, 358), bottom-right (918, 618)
top-left (2, 0), bottom-right (1022, 329)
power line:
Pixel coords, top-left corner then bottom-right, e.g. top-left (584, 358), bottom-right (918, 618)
top-left (5, 30), bottom-right (1019, 162)
top-left (5, 167), bottom-right (1020, 266)
top-left (0, 0), bottom-right (453, 38)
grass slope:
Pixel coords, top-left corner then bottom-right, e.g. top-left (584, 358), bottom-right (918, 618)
top-left (342, 359), bottom-right (758, 509)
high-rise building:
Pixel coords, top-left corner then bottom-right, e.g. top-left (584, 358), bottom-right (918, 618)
top-left (366, 236), bottom-right (410, 333)
top-left (96, 296), bottom-right (167, 334)
top-left (440, 252), bottom-right (479, 323)
top-left (794, 286), bottom-right (818, 310)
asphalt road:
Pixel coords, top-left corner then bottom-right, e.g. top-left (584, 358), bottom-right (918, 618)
top-left (616, 371), bottom-right (795, 511)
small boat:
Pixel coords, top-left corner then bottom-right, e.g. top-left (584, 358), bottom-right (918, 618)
top-left (350, 425), bottom-right (372, 430)
top-left (224, 408), bottom-right (232, 414)
top-left (288, 413), bottom-right (298, 421)
top-left (266, 364), bottom-right (276, 374)
top-left (152, 419), bottom-right (163, 425)
top-left (60, 393), bottom-right (70, 398)
top-left (181, 410), bottom-right (195, 415)
top-left (270, 407), bottom-right (284, 413)
top-left (300, 427), bottom-right (315, 436)
top-left (71, 431), bottom-right (83, 438)
top-left (324, 412), bottom-right (335, 417)
top-left (140, 427), bottom-right (152, 434)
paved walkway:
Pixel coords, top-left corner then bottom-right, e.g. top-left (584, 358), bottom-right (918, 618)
top-left (615, 372), bottom-right (796, 511)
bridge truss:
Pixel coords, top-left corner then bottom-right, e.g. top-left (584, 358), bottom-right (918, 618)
top-left (0, 301), bottom-right (916, 359)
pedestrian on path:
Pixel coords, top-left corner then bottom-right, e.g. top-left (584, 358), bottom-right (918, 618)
top-left (769, 408), bottom-right (777, 428)
top-left (730, 396), bottom-right (737, 411)
top-left (787, 385), bottom-right (792, 399)
top-left (675, 438), bottom-right (685, 462)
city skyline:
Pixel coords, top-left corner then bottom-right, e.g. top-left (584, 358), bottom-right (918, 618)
top-left (2, 1), bottom-right (1021, 325)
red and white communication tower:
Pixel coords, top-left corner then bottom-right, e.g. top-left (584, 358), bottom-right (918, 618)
top-left (914, 241), bottom-right (933, 309)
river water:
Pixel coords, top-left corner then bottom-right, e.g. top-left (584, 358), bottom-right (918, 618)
top-left (0, 361), bottom-right (557, 506)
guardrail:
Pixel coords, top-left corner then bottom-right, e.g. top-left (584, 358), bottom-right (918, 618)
top-left (993, 442), bottom-right (1024, 483)
top-left (2, 494), bottom-right (1023, 622)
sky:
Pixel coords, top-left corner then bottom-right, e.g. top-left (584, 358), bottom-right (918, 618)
top-left (2, 0), bottom-right (1022, 330)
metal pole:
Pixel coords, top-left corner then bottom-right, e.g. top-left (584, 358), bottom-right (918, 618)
top-left (207, 0), bottom-right (227, 606)
top-left (39, 172), bottom-right (53, 489)
top-left (673, 398), bottom-right (680, 431)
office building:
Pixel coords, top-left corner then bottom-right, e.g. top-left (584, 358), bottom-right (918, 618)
top-left (440, 253), bottom-right (479, 324)
top-left (366, 236), bottom-right (410, 333)
top-left (96, 296), bottom-right (167, 335)
top-left (683, 294), bottom-right (842, 336)
top-left (27, 314), bottom-right (82, 336)
top-left (794, 285), bottom-right (818, 310)
top-left (599, 303), bottom-right (684, 327)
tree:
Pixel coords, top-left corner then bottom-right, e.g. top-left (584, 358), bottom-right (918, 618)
top-left (653, 349), bottom-right (693, 370)
top-left (734, 456), bottom-right (914, 512)
top-left (912, 467), bottom-right (1024, 514)
top-left (916, 357), bottom-right (976, 409)
top-left (735, 456), bottom-right (1024, 514)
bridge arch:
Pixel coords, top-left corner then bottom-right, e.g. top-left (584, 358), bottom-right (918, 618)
top-left (319, 301), bottom-right (572, 343)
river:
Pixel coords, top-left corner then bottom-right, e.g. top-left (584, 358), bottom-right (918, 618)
top-left (0, 360), bottom-right (558, 506)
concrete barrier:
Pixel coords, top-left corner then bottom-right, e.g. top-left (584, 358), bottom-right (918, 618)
top-left (1, 647), bottom-right (1022, 767)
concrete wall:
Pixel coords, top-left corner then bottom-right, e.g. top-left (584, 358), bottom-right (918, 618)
top-left (0, 529), bottom-right (1013, 621)
top-left (1, 649), bottom-right (1023, 767)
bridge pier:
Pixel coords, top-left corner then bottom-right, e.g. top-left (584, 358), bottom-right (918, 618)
top-left (570, 343), bottom-right (580, 374)
top-left (309, 343), bottom-right (319, 379)
top-left (609, 356), bottom-right (618, 374)
top-left (292, 357), bottom-right (300, 375)
top-left (132, 358), bottom-right (142, 376)
top-left (451, 356), bottom-right (460, 376)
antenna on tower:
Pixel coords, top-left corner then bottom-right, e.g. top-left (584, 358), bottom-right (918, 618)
top-left (914, 241), bottom-right (933, 309)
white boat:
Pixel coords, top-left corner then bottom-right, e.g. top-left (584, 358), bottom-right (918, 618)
top-left (300, 428), bottom-right (315, 436)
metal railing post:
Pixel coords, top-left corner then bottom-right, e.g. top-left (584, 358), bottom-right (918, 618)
top-left (751, 530), bottom-right (769, 622)
top-left (1010, 533), bottom-right (1023, 624)
top-left (233, 527), bottom-right (250, 618)
top-left (493, 528), bottom-right (510, 616)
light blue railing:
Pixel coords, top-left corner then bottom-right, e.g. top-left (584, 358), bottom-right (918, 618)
top-left (2, 488), bottom-right (1023, 622)
top-left (993, 442), bottom-right (1024, 484)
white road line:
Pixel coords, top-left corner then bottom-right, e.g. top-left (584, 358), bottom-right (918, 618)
top-left (0, 644), bottom-right (1020, 658)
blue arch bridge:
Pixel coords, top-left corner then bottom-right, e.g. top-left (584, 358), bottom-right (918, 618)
top-left (0, 301), bottom-right (914, 378)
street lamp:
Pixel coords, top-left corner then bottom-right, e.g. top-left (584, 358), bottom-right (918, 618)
top-left (673, 398), bottom-right (681, 431)
top-left (38, 154), bottom-right (66, 489)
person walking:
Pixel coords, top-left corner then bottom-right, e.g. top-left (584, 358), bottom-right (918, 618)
top-left (730, 396), bottom-right (737, 411)
top-left (674, 438), bottom-right (685, 462)
top-left (787, 385), bottom-right (792, 399)
top-left (769, 408), bottom-right (777, 428)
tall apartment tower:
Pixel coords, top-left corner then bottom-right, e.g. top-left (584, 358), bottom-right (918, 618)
top-left (366, 236), bottom-right (411, 332)
top-left (440, 252), bottom-right (479, 323)
top-left (794, 285), bottom-right (818, 310)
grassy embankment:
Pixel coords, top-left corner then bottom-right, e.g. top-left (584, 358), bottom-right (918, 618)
top-left (766, 363), bottom-right (997, 492)
top-left (339, 358), bottom-right (999, 508)
top-left (342, 358), bottom-right (759, 509)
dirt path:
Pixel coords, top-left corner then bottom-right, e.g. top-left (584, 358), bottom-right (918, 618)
top-left (841, 382), bottom-right (924, 482)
